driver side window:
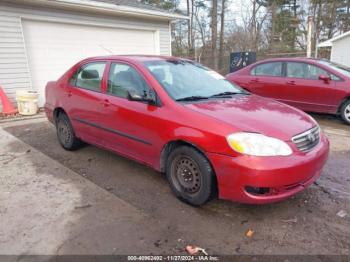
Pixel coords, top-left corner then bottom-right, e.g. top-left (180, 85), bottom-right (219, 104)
top-left (286, 62), bottom-right (340, 80)
top-left (107, 63), bottom-right (149, 98)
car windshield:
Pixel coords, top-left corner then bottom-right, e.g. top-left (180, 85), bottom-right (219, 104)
top-left (318, 60), bottom-right (350, 78)
top-left (143, 60), bottom-right (246, 101)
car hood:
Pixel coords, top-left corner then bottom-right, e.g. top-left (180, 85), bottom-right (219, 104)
top-left (183, 94), bottom-right (316, 141)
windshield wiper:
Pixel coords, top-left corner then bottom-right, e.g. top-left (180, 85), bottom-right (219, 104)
top-left (176, 96), bottom-right (209, 102)
top-left (176, 91), bottom-right (250, 102)
top-left (209, 91), bottom-right (249, 98)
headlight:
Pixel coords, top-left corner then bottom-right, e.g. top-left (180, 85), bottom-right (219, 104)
top-left (227, 132), bottom-right (292, 156)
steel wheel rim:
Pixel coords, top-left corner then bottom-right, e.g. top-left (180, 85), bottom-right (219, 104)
top-left (57, 119), bottom-right (71, 145)
top-left (345, 104), bottom-right (350, 121)
top-left (171, 155), bottom-right (202, 195)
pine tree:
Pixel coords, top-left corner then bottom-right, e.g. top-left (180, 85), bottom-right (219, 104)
top-left (139, 0), bottom-right (178, 11)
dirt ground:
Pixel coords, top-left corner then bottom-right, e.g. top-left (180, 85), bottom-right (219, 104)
top-left (1, 113), bottom-right (350, 256)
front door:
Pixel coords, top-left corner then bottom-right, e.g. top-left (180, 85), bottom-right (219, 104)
top-left (283, 62), bottom-right (338, 113)
top-left (98, 61), bottom-right (163, 166)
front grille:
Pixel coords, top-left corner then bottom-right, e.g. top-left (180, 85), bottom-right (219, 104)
top-left (292, 125), bottom-right (320, 153)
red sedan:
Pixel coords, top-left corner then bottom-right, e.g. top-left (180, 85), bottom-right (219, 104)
top-left (45, 55), bottom-right (329, 206)
top-left (226, 58), bottom-right (350, 125)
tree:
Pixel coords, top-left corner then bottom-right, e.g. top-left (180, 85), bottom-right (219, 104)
top-left (311, 0), bottom-right (344, 42)
top-left (248, 0), bottom-right (270, 51)
top-left (211, 0), bottom-right (218, 69)
top-left (193, 0), bottom-right (208, 61)
top-left (218, 0), bottom-right (226, 70)
top-left (165, 0), bottom-right (349, 72)
top-left (187, 0), bottom-right (196, 58)
top-left (337, 0), bottom-right (350, 32)
top-left (256, 0), bottom-right (303, 53)
top-left (139, 0), bottom-right (179, 11)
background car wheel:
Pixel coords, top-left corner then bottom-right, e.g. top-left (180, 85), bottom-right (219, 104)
top-left (56, 112), bottom-right (83, 150)
top-left (166, 146), bottom-right (216, 206)
top-left (340, 100), bottom-right (350, 125)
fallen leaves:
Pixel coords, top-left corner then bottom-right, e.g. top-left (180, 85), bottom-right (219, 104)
top-left (245, 229), bottom-right (254, 237)
top-left (74, 204), bottom-right (92, 209)
top-left (282, 217), bottom-right (298, 223)
top-left (336, 210), bottom-right (347, 218)
top-left (185, 245), bottom-right (208, 255)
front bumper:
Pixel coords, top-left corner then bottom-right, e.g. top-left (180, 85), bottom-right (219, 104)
top-left (208, 134), bottom-right (330, 204)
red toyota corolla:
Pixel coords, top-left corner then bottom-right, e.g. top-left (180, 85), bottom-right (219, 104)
top-left (226, 57), bottom-right (350, 125)
top-left (45, 55), bottom-right (329, 206)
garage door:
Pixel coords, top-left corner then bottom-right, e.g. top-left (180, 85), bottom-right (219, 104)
top-left (22, 19), bottom-right (158, 106)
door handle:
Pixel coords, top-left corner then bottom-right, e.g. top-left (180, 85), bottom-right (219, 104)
top-left (287, 80), bottom-right (296, 85)
top-left (101, 99), bottom-right (110, 107)
top-left (66, 90), bottom-right (72, 97)
top-left (250, 78), bottom-right (259, 83)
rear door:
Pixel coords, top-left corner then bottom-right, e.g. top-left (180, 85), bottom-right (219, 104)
top-left (64, 61), bottom-right (107, 145)
top-left (283, 62), bottom-right (338, 113)
top-left (247, 62), bottom-right (286, 100)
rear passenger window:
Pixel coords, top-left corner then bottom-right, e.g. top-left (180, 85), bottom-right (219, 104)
top-left (251, 62), bottom-right (283, 77)
top-left (74, 62), bottom-right (106, 92)
top-left (107, 63), bottom-right (150, 98)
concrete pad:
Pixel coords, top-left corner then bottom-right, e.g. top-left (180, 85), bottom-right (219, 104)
top-left (0, 128), bottom-right (170, 255)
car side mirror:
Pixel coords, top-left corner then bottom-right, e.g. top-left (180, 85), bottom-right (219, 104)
top-left (319, 74), bottom-right (330, 83)
top-left (127, 89), bottom-right (143, 101)
top-left (127, 89), bottom-right (157, 105)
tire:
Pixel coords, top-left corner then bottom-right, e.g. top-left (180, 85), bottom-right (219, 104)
top-left (166, 146), bottom-right (215, 206)
top-left (340, 100), bottom-right (350, 125)
top-left (55, 112), bottom-right (83, 150)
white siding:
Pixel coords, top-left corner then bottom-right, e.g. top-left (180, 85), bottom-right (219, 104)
top-left (0, 12), bottom-right (30, 106)
top-left (0, 3), bottom-right (171, 107)
top-left (331, 37), bottom-right (350, 67)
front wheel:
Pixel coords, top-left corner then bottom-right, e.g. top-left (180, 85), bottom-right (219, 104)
top-left (340, 100), bottom-right (350, 125)
top-left (166, 146), bottom-right (215, 206)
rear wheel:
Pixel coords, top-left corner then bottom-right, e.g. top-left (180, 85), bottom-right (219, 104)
top-left (56, 112), bottom-right (83, 150)
top-left (340, 100), bottom-right (350, 125)
top-left (166, 146), bottom-right (215, 206)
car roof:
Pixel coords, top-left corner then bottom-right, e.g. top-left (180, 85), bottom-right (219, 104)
top-left (83, 55), bottom-right (189, 63)
top-left (256, 57), bottom-right (325, 64)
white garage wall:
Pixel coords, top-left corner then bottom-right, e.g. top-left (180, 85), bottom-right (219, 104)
top-left (331, 37), bottom-right (350, 68)
top-left (23, 19), bottom-right (159, 106)
top-left (0, 3), bottom-right (171, 106)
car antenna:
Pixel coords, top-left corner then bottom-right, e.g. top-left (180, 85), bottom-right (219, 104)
top-left (99, 45), bottom-right (113, 54)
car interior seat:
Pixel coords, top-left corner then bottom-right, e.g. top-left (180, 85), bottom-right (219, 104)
top-left (77, 69), bottom-right (101, 90)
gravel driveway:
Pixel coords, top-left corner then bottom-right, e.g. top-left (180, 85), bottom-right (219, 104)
top-left (1, 114), bottom-right (349, 256)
